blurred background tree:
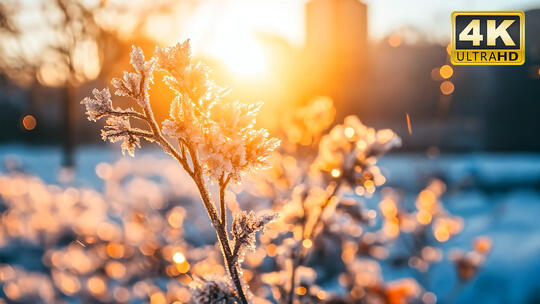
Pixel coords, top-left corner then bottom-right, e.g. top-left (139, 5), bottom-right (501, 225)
top-left (0, 0), bottom-right (195, 168)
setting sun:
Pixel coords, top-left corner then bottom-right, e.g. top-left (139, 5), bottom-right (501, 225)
top-left (212, 33), bottom-right (269, 78)
top-left (174, 1), bottom-right (303, 79)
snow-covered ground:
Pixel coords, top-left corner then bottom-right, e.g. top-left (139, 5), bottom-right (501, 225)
top-left (1, 145), bottom-right (539, 303)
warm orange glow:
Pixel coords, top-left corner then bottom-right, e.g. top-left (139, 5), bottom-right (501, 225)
top-left (97, 222), bottom-right (118, 241)
top-left (302, 239), bottom-right (313, 249)
top-left (406, 113), bottom-right (412, 135)
top-left (344, 127), bottom-right (355, 139)
top-left (388, 34), bottom-right (402, 47)
top-left (266, 243), bottom-right (277, 257)
top-left (175, 261), bottom-right (190, 273)
top-left (105, 261), bottom-right (126, 279)
top-left (341, 243), bottom-right (356, 263)
top-left (380, 198), bottom-right (398, 218)
top-left (22, 114), bottom-right (36, 131)
top-left (351, 286), bottom-right (365, 299)
top-left (439, 65), bottom-right (453, 79)
top-left (417, 210), bottom-right (432, 225)
top-left (331, 168), bottom-right (341, 178)
top-left (58, 272), bottom-right (81, 295)
top-left (37, 62), bottom-right (69, 87)
top-left (384, 222), bottom-right (400, 238)
top-left (243, 269), bottom-right (253, 282)
top-left (3, 282), bottom-right (20, 300)
top-left (150, 292), bottom-right (167, 304)
top-left (440, 81), bottom-right (454, 95)
top-left (183, 6), bottom-right (274, 79)
top-left (296, 286), bottom-right (307, 295)
top-left (87, 276), bottom-right (106, 295)
top-left (106, 243), bottom-right (125, 259)
top-left (220, 37), bottom-right (268, 78)
top-left (173, 252), bottom-right (186, 264)
top-left (168, 209), bottom-right (184, 228)
top-left (474, 236), bottom-right (492, 254)
top-left (434, 226), bottom-right (450, 242)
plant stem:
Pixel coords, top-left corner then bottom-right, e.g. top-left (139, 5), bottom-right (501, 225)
top-left (288, 179), bottom-right (342, 304)
top-left (139, 87), bottom-right (247, 303)
top-left (193, 172), bottom-right (248, 304)
top-left (188, 145), bottom-right (248, 304)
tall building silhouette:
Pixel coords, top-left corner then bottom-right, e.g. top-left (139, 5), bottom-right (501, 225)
top-left (305, 0), bottom-right (368, 106)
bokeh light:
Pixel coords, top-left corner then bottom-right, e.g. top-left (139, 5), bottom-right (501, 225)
top-left (21, 114), bottom-right (36, 131)
top-left (440, 80), bottom-right (454, 95)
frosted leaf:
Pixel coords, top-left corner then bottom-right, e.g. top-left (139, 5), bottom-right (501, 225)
top-left (81, 88), bottom-right (112, 121)
top-left (160, 95), bottom-right (205, 146)
top-left (130, 46), bottom-right (146, 74)
top-left (161, 118), bottom-right (178, 138)
top-left (111, 71), bottom-right (142, 98)
top-left (101, 116), bottom-right (141, 157)
top-left (128, 46), bottom-right (156, 103)
top-left (243, 129), bottom-right (281, 170)
top-left (154, 40), bottom-right (191, 78)
top-left (231, 211), bottom-right (278, 263)
top-left (163, 75), bottom-right (180, 93)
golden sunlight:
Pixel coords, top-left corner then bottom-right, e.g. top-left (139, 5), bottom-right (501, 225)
top-left (176, 1), bottom-right (303, 80)
top-left (214, 33), bottom-right (269, 78)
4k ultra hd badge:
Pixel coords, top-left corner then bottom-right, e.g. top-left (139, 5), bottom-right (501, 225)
top-left (451, 11), bottom-right (525, 65)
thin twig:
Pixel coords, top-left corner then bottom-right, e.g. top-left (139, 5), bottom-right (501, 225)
top-left (106, 109), bottom-right (147, 121)
top-left (185, 140), bottom-right (248, 304)
top-left (219, 173), bottom-right (231, 228)
top-left (288, 179), bottom-right (342, 304)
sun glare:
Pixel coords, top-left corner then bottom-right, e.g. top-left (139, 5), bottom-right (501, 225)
top-left (176, 1), bottom-right (293, 79)
top-left (217, 35), bottom-right (268, 78)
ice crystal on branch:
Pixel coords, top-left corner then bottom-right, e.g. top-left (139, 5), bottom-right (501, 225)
top-left (81, 88), bottom-right (113, 121)
top-left (111, 71), bottom-right (142, 98)
top-left (101, 116), bottom-right (145, 157)
top-left (154, 40), bottom-right (191, 80)
top-left (232, 211), bottom-right (278, 263)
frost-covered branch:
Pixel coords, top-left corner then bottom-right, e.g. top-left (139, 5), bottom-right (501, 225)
top-left (231, 211), bottom-right (278, 263)
top-left (81, 40), bottom-right (279, 304)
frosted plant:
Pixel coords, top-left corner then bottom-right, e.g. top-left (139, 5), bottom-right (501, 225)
top-left (82, 40), bottom-right (279, 303)
top-left (240, 99), bottom-right (402, 303)
top-left (239, 99), bottom-right (487, 303)
top-left (231, 211), bottom-right (278, 264)
top-left (314, 115), bottom-right (401, 192)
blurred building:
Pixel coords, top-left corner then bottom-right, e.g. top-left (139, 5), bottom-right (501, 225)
top-left (303, 0), bottom-right (540, 152)
top-left (304, 0), bottom-right (368, 110)
top-left (1, 1), bottom-right (539, 153)
top-left (482, 9), bottom-right (540, 151)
